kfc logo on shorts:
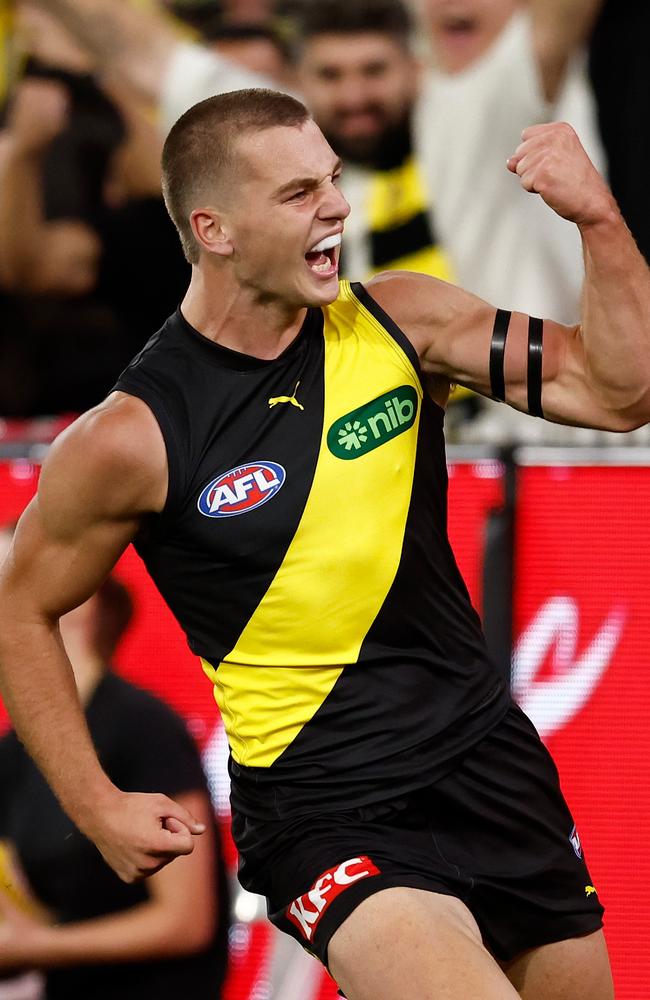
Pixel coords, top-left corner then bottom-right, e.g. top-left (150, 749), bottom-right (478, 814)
top-left (197, 461), bottom-right (285, 517)
top-left (287, 856), bottom-right (381, 942)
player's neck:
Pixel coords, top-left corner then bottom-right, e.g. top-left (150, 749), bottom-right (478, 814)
top-left (181, 268), bottom-right (308, 360)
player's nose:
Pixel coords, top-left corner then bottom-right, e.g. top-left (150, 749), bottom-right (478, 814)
top-left (321, 183), bottom-right (351, 222)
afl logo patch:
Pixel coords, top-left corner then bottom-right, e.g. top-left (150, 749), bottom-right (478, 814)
top-left (198, 462), bottom-right (286, 518)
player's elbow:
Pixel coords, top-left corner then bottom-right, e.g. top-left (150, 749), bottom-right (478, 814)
top-left (165, 907), bottom-right (217, 956)
top-left (599, 396), bottom-right (650, 433)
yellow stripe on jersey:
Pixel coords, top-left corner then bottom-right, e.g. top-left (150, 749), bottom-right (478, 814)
top-left (202, 658), bottom-right (343, 768)
top-left (208, 281), bottom-right (422, 768)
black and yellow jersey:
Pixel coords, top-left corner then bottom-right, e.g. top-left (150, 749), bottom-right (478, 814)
top-left (115, 281), bottom-right (508, 819)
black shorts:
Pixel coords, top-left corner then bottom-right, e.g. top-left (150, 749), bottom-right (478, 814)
top-left (235, 702), bottom-right (604, 969)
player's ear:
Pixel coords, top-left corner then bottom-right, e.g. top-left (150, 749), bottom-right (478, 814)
top-left (190, 208), bottom-right (233, 258)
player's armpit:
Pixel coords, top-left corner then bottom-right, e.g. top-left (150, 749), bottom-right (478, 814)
top-left (366, 271), bottom-right (648, 433)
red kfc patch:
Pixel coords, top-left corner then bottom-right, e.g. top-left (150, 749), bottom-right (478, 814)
top-left (287, 856), bottom-right (381, 942)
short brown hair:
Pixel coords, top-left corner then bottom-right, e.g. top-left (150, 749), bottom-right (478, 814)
top-left (162, 88), bottom-right (310, 263)
top-left (294, 0), bottom-right (413, 50)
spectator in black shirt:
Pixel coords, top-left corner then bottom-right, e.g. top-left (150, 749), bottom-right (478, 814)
top-left (0, 562), bottom-right (229, 999)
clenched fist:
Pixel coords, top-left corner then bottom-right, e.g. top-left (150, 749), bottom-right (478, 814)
top-left (83, 788), bottom-right (206, 884)
top-left (507, 122), bottom-right (615, 228)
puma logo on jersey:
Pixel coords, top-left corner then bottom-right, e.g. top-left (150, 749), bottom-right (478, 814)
top-left (286, 857), bottom-right (381, 942)
top-left (268, 381), bottom-right (304, 410)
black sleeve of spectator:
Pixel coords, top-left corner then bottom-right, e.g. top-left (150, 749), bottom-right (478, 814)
top-left (90, 675), bottom-right (209, 800)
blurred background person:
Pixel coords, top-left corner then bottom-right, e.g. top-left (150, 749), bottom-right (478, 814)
top-left (201, 20), bottom-right (294, 85)
top-left (166, 1), bottom-right (295, 87)
top-left (415, 0), bottom-right (605, 323)
top-left (292, 1), bottom-right (454, 283)
top-left (0, 531), bottom-right (230, 1000)
top-left (0, 2), bottom-right (189, 416)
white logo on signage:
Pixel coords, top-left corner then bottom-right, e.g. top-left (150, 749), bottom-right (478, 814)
top-left (512, 597), bottom-right (626, 738)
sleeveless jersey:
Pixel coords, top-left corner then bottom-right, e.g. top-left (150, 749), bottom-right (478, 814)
top-left (114, 281), bottom-right (509, 820)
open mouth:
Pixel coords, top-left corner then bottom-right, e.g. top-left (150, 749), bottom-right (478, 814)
top-left (439, 14), bottom-right (477, 38)
top-left (305, 233), bottom-right (341, 276)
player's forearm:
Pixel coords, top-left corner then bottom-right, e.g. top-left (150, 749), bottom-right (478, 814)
top-left (34, 0), bottom-right (177, 102)
top-left (578, 203), bottom-right (650, 425)
top-left (18, 900), bottom-right (212, 968)
top-left (0, 619), bottom-right (118, 830)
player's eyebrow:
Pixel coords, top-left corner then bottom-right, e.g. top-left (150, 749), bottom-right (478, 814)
top-left (273, 159), bottom-right (343, 199)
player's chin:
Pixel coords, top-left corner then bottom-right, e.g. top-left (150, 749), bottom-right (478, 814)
top-left (301, 267), bottom-right (340, 306)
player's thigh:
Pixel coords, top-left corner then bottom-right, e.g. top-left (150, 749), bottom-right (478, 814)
top-left (327, 886), bottom-right (520, 1000)
top-left (502, 929), bottom-right (614, 1000)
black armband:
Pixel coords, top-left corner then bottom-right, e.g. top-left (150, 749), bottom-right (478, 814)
top-left (489, 309), bottom-right (512, 402)
top-left (527, 316), bottom-right (544, 418)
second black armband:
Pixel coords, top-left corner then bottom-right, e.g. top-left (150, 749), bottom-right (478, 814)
top-left (527, 316), bottom-right (544, 418)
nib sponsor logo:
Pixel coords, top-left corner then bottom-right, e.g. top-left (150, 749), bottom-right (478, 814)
top-left (287, 857), bottom-right (381, 942)
top-left (328, 385), bottom-right (418, 459)
top-left (512, 597), bottom-right (626, 738)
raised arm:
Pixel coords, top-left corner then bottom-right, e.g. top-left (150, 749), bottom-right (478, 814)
top-left (369, 122), bottom-right (650, 431)
top-left (531, 0), bottom-right (603, 101)
top-left (30, 0), bottom-right (179, 104)
top-left (33, 0), bottom-right (273, 119)
top-left (0, 78), bottom-right (100, 295)
top-left (0, 395), bottom-right (205, 882)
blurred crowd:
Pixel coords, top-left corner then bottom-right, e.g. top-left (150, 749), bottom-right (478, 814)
top-left (0, 0), bottom-right (648, 446)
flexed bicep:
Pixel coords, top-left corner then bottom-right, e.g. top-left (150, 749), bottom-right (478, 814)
top-left (366, 271), bottom-right (643, 432)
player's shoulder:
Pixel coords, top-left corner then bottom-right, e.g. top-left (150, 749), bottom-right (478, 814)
top-left (365, 271), bottom-right (462, 345)
top-left (40, 392), bottom-right (168, 519)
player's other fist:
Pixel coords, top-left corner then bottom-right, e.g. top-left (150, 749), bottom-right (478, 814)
top-left (507, 122), bottom-right (615, 228)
